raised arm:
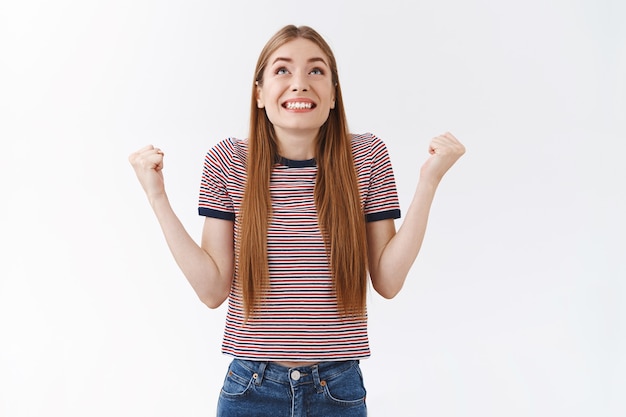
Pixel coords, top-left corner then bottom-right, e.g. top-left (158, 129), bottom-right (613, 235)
top-left (128, 145), bottom-right (234, 308)
top-left (367, 132), bottom-right (465, 298)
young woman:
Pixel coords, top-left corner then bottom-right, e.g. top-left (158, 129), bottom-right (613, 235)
top-left (129, 25), bottom-right (465, 417)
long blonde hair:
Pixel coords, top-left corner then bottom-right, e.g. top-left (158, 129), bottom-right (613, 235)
top-left (238, 25), bottom-right (368, 320)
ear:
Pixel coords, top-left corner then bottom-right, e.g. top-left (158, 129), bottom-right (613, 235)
top-left (255, 81), bottom-right (265, 108)
top-left (330, 83), bottom-right (337, 109)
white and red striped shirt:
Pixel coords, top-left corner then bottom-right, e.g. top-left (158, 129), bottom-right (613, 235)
top-left (198, 132), bottom-right (400, 361)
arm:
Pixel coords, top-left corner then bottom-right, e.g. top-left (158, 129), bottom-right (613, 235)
top-left (129, 145), bottom-right (234, 308)
top-left (367, 132), bottom-right (465, 299)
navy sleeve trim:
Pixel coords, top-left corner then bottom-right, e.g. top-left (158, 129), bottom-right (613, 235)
top-left (198, 207), bottom-right (235, 221)
top-left (365, 209), bottom-right (401, 222)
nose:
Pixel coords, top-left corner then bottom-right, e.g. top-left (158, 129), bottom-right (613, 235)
top-left (291, 71), bottom-right (309, 92)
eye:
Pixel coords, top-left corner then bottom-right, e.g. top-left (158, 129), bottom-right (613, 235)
top-left (310, 67), bottom-right (324, 75)
top-left (276, 67), bottom-right (289, 75)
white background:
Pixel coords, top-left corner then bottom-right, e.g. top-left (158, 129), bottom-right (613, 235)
top-left (1, 0), bottom-right (624, 416)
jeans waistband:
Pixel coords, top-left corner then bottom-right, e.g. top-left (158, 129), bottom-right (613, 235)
top-left (233, 359), bottom-right (359, 388)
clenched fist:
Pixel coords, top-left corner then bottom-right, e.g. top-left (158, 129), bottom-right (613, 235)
top-left (128, 145), bottom-right (166, 200)
top-left (420, 132), bottom-right (466, 184)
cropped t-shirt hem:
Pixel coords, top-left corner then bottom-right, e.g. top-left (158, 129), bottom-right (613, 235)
top-left (222, 351), bottom-right (371, 363)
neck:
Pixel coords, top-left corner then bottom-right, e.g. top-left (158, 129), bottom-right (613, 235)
top-left (274, 128), bottom-right (317, 160)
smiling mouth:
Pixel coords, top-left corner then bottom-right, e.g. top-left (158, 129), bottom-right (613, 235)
top-left (283, 102), bottom-right (315, 110)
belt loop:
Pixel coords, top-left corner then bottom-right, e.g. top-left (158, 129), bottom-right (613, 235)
top-left (254, 361), bottom-right (268, 386)
top-left (311, 364), bottom-right (324, 393)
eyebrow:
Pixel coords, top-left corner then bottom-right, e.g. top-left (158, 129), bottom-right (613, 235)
top-left (271, 57), bottom-right (329, 66)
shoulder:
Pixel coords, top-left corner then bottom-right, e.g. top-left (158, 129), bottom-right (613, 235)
top-left (209, 137), bottom-right (248, 158)
top-left (201, 138), bottom-right (248, 183)
top-left (350, 132), bottom-right (390, 160)
top-left (205, 137), bottom-right (248, 166)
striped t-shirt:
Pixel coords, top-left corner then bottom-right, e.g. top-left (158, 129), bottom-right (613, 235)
top-left (198, 132), bottom-right (401, 361)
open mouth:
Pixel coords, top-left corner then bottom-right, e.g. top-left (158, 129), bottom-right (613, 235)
top-left (283, 101), bottom-right (316, 110)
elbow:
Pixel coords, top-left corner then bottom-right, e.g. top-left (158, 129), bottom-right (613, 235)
top-left (198, 290), bottom-right (229, 309)
top-left (375, 286), bottom-right (402, 300)
top-left (201, 297), bottom-right (225, 309)
top-left (371, 277), bottom-right (403, 300)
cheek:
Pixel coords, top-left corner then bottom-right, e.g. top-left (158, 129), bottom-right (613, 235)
top-left (261, 85), bottom-right (284, 106)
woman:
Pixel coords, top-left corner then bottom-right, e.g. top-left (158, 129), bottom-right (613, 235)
top-left (129, 24), bottom-right (465, 417)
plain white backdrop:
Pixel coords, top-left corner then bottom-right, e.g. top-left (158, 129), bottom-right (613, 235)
top-left (1, 0), bottom-right (624, 416)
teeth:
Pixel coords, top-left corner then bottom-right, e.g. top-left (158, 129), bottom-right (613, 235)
top-left (285, 102), bottom-right (313, 110)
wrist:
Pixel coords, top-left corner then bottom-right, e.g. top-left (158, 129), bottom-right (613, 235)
top-left (417, 175), bottom-right (440, 191)
top-left (148, 191), bottom-right (169, 208)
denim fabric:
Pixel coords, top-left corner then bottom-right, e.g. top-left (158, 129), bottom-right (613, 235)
top-left (216, 359), bottom-right (367, 417)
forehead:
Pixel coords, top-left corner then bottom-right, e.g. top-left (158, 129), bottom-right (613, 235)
top-left (267, 38), bottom-right (329, 65)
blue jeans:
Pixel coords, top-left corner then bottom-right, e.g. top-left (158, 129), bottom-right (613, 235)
top-left (216, 359), bottom-right (367, 417)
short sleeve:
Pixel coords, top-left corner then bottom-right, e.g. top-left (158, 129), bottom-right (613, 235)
top-left (198, 139), bottom-right (238, 221)
top-left (361, 134), bottom-right (401, 222)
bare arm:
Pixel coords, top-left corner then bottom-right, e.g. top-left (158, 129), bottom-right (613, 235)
top-left (129, 146), bottom-right (234, 308)
top-left (368, 132), bottom-right (465, 298)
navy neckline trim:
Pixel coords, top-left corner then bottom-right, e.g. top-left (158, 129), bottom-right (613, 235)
top-left (276, 156), bottom-right (317, 168)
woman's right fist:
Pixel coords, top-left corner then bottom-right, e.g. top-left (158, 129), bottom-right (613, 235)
top-left (128, 145), bottom-right (166, 199)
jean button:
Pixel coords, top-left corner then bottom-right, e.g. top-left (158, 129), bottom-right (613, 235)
top-left (290, 370), bottom-right (301, 381)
